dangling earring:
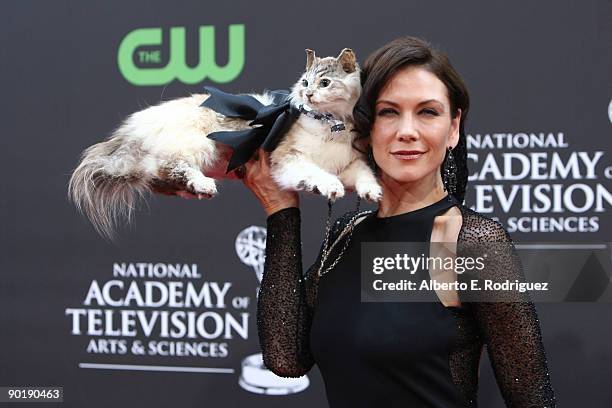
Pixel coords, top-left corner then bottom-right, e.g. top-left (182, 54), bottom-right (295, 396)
top-left (366, 145), bottom-right (379, 177)
top-left (442, 146), bottom-right (457, 197)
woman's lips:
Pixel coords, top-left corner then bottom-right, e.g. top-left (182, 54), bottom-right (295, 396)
top-left (391, 150), bottom-right (426, 160)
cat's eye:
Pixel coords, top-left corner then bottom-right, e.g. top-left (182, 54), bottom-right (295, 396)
top-left (302, 79), bottom-right (309, 87)
top-left (319, 78), bottom-right (331, 88)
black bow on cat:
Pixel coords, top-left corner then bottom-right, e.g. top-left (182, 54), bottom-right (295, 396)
top-left (201, 86), bottom-right (300, 173)
top-left (202, 86), bottom-right (347, 173)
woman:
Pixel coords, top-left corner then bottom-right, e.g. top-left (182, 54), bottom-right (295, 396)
top-left (167, 37), bottom-right (556, 407)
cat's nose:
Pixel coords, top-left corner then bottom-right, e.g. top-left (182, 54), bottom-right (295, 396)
top-left (305, 91), bottom-right (314, 99)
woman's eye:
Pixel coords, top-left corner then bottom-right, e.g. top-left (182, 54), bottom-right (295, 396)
top-left (420, 108), bottom-right (439, 116)
top-left (377, 108), bottom-right (397, 116)
top-left (302, 79), bottom-right (308, 87)
top-left (319, 78), bottom-right (331, 87)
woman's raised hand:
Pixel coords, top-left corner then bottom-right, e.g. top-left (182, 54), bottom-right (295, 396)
top-left (238, 149), bottom-right (300, 216)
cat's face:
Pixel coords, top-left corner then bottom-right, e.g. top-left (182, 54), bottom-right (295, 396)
top-left (290, 48), bottom-right (361, 120)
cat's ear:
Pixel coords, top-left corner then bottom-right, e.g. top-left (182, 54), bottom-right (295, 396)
top-left (336, 48), bottom-right (357, 73)
top-left (305, 49), bottom-right (316, 70)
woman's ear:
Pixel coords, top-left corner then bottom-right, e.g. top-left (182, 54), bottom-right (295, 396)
top-left (449, 109), bottom-right (461, 149)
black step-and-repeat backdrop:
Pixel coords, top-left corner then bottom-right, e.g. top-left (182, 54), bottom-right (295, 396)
top-left (2, 1), bottom-right (611, 407)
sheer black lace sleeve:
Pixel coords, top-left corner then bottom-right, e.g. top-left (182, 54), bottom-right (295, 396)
top-left (460, 210), bottom-right (557, 407)
top-left (256, 207), bottom-right (347, 377)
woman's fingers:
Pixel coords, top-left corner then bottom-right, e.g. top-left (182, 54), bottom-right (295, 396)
top-left (242, 149), bottom-right (266, 183)
top-left (259, 150), bottom-right (271, 171)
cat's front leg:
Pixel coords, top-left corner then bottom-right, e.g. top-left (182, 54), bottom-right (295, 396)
top-left (338, 158), bottom-right (382, 202)
top-left (272, 157), bottom-right (345, 200)
top-left (162, 160), bottom-right (218, 198)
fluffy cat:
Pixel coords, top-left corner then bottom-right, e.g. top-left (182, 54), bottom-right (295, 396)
top-left (68, 48), bottom-right (382, 239)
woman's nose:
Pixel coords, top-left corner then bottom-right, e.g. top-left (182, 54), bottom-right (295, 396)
top-left (396, 114), bottom-right (419, 141)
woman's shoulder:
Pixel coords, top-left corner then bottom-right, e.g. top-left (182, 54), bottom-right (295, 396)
top-left (456, 203), bottom-right (513, 243)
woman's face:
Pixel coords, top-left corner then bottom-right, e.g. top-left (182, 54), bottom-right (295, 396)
top-left (370, 66), bottom-right (461, 188)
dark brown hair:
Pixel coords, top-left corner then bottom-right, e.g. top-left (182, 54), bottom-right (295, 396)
top-left (353, 36), bottom-right (470, 203)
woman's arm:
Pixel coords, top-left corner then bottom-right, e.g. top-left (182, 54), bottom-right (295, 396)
top-left (235, 148), bottom-right (327, 377)
top-left (258, 207), bottom-right (313, 377)
top-left (468, 217), bottom-right (557, 407)
top-left (257, 206), bottom-right (350, 377)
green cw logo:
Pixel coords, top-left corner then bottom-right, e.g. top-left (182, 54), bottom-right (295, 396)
top-left (117, 24), bottom-right (245, 86)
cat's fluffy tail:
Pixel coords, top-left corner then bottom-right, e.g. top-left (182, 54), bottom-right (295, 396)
top-left (68, 128), bottom-right (150, 242)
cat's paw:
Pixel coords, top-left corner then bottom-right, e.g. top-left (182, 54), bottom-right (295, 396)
top-left (305, 176), bottom-right (345, 201)
top-left (356, 180), bottom-right (382, 202)
top-left (186, 176), bottom-right (218, 198)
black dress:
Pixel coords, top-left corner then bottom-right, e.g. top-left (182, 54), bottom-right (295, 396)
top-left (257, 195), bottom-right (556, 407)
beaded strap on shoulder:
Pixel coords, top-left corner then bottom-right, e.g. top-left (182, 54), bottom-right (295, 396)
top-left (317, 209), bottom-right (374, 277)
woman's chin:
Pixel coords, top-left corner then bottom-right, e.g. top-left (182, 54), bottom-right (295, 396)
top-left (381, 172), bottom-right (423, 185)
